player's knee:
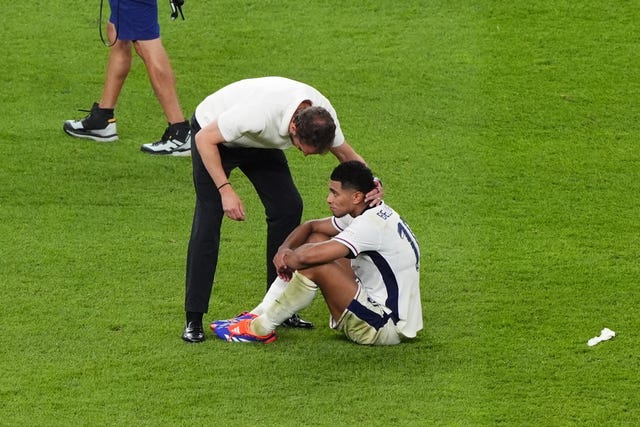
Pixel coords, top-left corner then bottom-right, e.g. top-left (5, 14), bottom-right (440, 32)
top-left (302, 261), bottom-right (344, 283)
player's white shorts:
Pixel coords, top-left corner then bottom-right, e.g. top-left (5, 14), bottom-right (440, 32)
top-left (331, 281), bottom-right (402, 345)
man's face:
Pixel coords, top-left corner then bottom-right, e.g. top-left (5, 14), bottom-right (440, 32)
top-left (326, 180), bottom-right (359, 217)
top-left (290, 135), bottom-right (317, 156)
top-left (289, 120), bottom-right (324, 156)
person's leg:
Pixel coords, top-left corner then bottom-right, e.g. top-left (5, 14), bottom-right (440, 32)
top-left (184, 140), bottom-right (249, 341)
top-left (250, 262), bottom-right (357, 336)
top-left (100, 22), bottom-right (132, 109)
top-left (248, 229), bottom-right (340, 316)
top-left (182, 122), bottom-right (226, 342)
top-left (184, 198), bottom-right (223, 314)
top-left (250, 277), bottom-right (289, 316)
top-left (240, 150), bottom-right (302, 288)
top-left (62, 22), bottom-right (125, 142)
top-left (242, 225), bottom-right (353, 335)
top-left (210, 222), bottom-right (355, 342)
top-left (303, 262), bottom-right (359, 320)
top-left (133, 38), bottom-right (184, 124)
top-left (135, 38), bottom-right (191, 155)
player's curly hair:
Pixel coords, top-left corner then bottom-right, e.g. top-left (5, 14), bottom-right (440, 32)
top-left (293, 106), bottom-right (336, 154)
top-left (330, 161), bottom-right (375, 194)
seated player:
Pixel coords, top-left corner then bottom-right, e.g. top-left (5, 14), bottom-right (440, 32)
top-left (211, 161), bottom-right (422, 345)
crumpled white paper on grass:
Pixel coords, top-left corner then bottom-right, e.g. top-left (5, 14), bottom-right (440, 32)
top-left (587, 328), bottom-right (616, 347)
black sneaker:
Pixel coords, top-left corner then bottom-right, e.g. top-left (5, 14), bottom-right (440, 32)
top-left (182, 320), bottom-right (205, 343)
top-left (140, 121), bottom-right (191, 156)
top-left (281, 313), bottom-right (314, 329)
top-left (63, 102), bottom-right (118, 142)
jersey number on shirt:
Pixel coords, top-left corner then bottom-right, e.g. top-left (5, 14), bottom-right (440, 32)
top-left (397, 219), bottom-right (420, 271)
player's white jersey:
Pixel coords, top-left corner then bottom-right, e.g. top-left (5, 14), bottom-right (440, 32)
top-left (331, 202), bottom-right (422, 338)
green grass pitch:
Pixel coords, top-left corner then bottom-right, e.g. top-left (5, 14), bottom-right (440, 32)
top-left (1, 0), bottom-right (639, 424)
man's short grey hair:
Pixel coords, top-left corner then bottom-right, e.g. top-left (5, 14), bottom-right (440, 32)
top-left (293, 106), bottom-right (336, 154)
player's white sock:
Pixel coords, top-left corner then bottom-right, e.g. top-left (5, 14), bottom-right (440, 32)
top-left (252, 271), bottom-right (318, 336)
top-left (251, 277), bottom-right (288, 316)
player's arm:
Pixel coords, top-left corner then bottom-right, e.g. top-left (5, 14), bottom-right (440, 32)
top-left (280, 218), bottom-right (337, 249)
top-left (274, 218), bottom-right (338, 280)
top-left (284, 239), bottom-right (351, 271)
top-left (195, 121), bottom-right (245, 221)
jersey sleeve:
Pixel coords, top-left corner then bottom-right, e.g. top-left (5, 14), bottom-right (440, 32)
top-left (331, 215), bottom-right (353, 232)
top-left (331, 214), bottom-right (381, 257)
top-left (332, 125), bottom-right (345, 148)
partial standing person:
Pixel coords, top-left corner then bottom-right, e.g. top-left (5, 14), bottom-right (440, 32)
top-left (183, 76), bottom-right (383, 342)
top-left (211, 161), bottom-right (422, 345)
top-left (63, 0), bottom-right (191, 156)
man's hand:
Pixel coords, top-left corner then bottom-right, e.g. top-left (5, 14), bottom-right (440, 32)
top-left (220, 186), bottom-right (245, 221)
top-left (170, 0), bottom-right (185, 20)
top-left (364, 177), bottom-right (383, 207)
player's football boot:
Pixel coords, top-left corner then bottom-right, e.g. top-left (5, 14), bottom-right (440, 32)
top-left (213, 318), bottom-right (277, 343)
top-left (140, 121), bottom-right (191, 156)
top-left (63, 102), bottom-right (118, 142)
top-left (210, 311), bottom-right (257, 329)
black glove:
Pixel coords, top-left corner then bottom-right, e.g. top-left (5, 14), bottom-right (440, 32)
top-left (170, 0), bottom-right (185, 20)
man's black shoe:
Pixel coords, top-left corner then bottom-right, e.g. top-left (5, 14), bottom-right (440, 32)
top-left (182, 321), bottom-right (205, 343)
top-left (281, 313), bottom-right (314, 329)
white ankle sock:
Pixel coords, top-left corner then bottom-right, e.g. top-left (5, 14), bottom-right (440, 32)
top-left (252, 271), bottom-right (318, 336)
top-left (251, 277), bottom-right (289, 316)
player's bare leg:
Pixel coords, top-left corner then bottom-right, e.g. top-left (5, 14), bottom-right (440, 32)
top-left (297, 261), bottom-right (358, 322)
top-left (63, 22), bottom-right (125, 142)
top-left (133, 38), bottom-right (185, 124)
top-left (249, 260), bottom-right (357, 336)
top-left (100, 23), bottom-right (132, 109)
top-left (135, 38), bottom-right (191, 156)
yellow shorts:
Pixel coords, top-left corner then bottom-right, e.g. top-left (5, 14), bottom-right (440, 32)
top-left (331, 282), bottom-right (401, 346)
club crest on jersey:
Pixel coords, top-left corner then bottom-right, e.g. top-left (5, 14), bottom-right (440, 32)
top-left (376, 208), bottom-right (392, 220)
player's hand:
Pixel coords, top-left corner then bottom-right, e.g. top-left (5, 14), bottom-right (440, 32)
top-left (277, 266), bottom-right (293, 282)
top-left (274, 248), bottom-right (294, 281)
top-left (220, 187), bottom-right (245, 221)
top-left (364, 177), bottom-right (383, 207)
